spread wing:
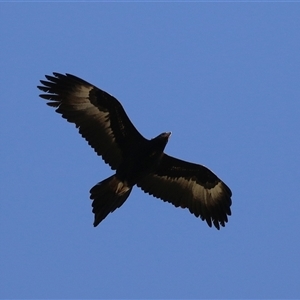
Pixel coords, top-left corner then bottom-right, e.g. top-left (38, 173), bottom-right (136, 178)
top-left (38, 72), bottom-right (146, 170)
top-left (137, 154), bottom-right (232, 229)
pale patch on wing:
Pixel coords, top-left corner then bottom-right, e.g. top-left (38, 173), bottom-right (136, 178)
top-left (38, 76), bottom-right (122, 169)
top-left (137, 173), bottom-right (231, 229)
top-left (58, 85), bottom-right (122, 169)
top-left (75, 85), bottom-right (93, 98)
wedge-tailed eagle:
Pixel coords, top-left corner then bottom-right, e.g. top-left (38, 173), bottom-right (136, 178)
top-left (38, 73), bottom-right (232, 229)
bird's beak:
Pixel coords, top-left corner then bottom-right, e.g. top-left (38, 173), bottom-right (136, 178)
top-left (166, 132), bottom-right (172, 139)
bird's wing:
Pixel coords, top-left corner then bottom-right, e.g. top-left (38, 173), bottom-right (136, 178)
top-left (136, 154), bottom-right (232, 229)
top-left (38, 73), bottom-right (146, 170)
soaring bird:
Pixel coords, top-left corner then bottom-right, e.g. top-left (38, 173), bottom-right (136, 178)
top-left (38, 73), bottom-right (232, 229)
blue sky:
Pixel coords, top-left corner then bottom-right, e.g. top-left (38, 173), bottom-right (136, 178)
top-left (1, 3), bottom-right (300, 299)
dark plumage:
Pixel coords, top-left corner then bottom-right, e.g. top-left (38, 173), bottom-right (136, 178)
top-left (38, 73), bottom-right (232, 229)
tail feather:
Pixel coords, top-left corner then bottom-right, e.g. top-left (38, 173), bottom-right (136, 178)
top-left (90, 175), bottom-right (132, 226)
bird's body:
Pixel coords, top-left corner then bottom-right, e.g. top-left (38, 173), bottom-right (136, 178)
top-left (38, 73), bottom-right (232, 229)
top-left (116, 132), bottom-right (170, 185)
top-left (90, 132), bottom-right (171, 226)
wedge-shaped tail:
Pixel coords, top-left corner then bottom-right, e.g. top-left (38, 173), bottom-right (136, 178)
top-left (90, 175), bottom-right (132, 226)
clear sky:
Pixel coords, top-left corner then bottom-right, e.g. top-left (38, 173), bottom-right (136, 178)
top-left (1, 3), bottom-right (300, 299)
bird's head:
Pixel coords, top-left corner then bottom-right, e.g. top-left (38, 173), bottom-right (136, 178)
top-left (151, 132), bottom-right (171, 152)
top-left (160, 132), bottom-right (172, 139)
